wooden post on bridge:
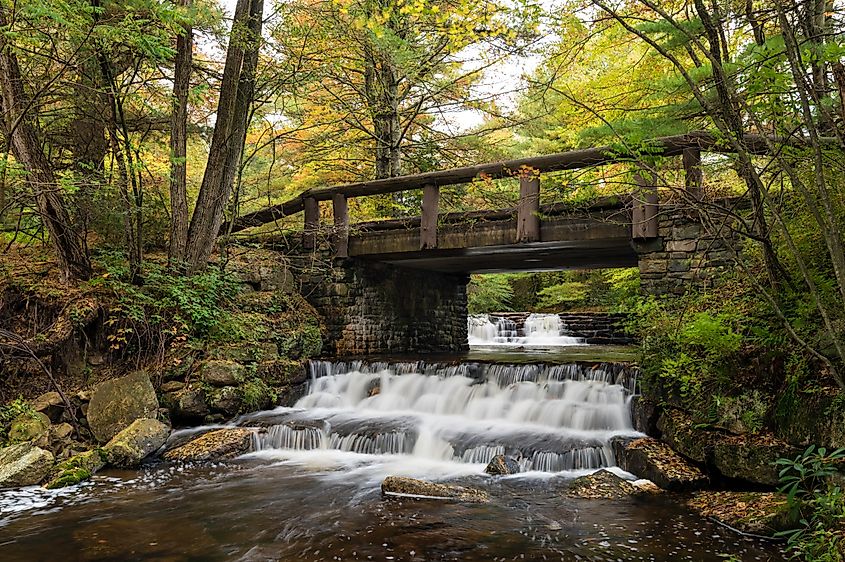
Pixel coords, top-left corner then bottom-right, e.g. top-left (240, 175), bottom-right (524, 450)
top-left (683, 147), bottom-right (703, 198)
top-left (303, 196), bottom-right (319, 250)
top-left (516, 169), bottom-right (540, 243)
top-left (632, 172), bottom-right (658, 239)
top-left (420, 183), bottom-right (439, 250)
top-left (332, 193), bottom-right (349, 258)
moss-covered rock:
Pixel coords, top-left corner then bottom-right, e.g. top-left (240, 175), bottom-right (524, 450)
top-left (774, 388), bottom-right (845, 449)
top-left (381, 476), bottom-right (488, 502)
top-left (657, 409), bottom-right (714, 464)
top-left (163, 386), bottom-right (209, 422)
top-left (276, 324), bottom-right (322, 359)
top-left (43, 449), bottom-right (106, 489)
top-left (712, 435), bottom-right (798, 486)
top-left (208, 386), bottom-right (241, 416)
top-left (103, 418), bottom-right (170, 468)
top-left (612, 436), bottom-right (708, 491)
top-left (255, 359), bottom-right (308, 386)
top-left (209, 343), bottom-right (279, 364)
top-left (87, 371), bottom-right (159, 443)
top-left (9, 411), bottom-right (51, 443)
top-left (687, 491), bottom-right (795, 535)
top-left (658, 408), bottom-right (799, 486)
top-left (0, 442), bottom-right (54, 487)
top-left (201, 360), bottom-right (245, 386)
top-left (163, 428), bottom-right (254, 462)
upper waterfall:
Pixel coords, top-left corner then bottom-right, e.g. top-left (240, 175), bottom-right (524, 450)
top-left (468, 313), bottom-right (582, 347)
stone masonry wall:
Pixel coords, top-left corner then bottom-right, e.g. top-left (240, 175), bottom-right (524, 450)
top-left (634, 206), bottom-right (738, 296)
top-left (299, 256), bottom-right (469, 355)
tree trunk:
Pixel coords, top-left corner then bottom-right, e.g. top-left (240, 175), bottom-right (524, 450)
top-left (0, 9), bottom-right (91, 281)
top-left (169, 0), bottom-right (192, 266)
top-left (184, 0), bottom-right (263, 271)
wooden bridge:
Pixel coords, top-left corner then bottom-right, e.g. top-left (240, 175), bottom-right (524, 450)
top-left (226, 132), bottom-right (773, 274)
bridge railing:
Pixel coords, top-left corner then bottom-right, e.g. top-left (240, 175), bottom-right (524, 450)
top-left (225, 132), bottom-right (777, 257)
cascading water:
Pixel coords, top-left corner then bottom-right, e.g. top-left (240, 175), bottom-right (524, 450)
top-left (467, 313), bottom-right (582, 347)
top-left (243, 359), bottom-right (639, 475)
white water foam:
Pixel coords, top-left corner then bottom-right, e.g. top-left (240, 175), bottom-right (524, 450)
top-left (245, 360), bottom-right (640, 477)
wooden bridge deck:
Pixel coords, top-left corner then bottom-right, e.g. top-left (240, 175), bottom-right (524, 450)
top-left (346, 200), bottom-right (636, 273)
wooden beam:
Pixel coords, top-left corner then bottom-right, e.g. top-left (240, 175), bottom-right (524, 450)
top-left (224, 132), bottom-right (824, 234)
top-left (420, 183), bottom-right (439, 249)
top-left (303, 197), bottom-right (319, 250)
top-left (632, 172), bottom-right (658, 239)
top-left (332, 193), bottom-right (349, 258)
top-left (683, 147), bottom-right (703, 198)
top-left (516, 170), bottom-right (541, 243)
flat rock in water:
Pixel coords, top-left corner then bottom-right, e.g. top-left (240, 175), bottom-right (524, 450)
top-left (568, 469), bottom-right (639, 499)
top-left (103, 418), bottom-right (170, 468)
top-left (484, 454), bottom-right (521, 475)
top-left (0, 442), bottom-right (54, 487)
top-left (612, 436), bottom-right (707, 491)
top-left (687, 491), bottom-right (795, 535)
top-left (381, 476), bottom-right (488, 503)
top-left (87, 371), bottom-right (159, 443)
top-left (163, 428), bottom-right (254, 462)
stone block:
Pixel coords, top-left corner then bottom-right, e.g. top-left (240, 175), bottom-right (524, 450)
top-left (666, 240), bottom-right (697, 253)
top-left (639, 259), bottom-right (667, 274)
top-left (668, 259), bottom-right (691, 273)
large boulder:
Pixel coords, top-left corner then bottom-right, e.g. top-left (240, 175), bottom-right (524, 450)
top-left (43, 449), bottom-right (106, 489)
top-left (712, 436), bottom-right (797, 486)
top-left (163, 428), bottom-right (254, 462)
top-left (657, 409), bottom-right (713, 463)
top-left (201, 360), bottom-right (245, 387)
top-left (87, 371), bottom-right (159, 443)
top-left (0, 443), bottom-right (54, 487)
top-left (102, 418), bottom-right (170, 468)
top-left (687, 491), bottom-right (795, 535)
top-left (381, 476), bottom-right (488, 502)
top-left (612, 436), bottom-right (707, 491)
top-left (9, 411), bottom-right (51, 443)
top-left (484, 455), bottom-right (521, 475)
top-left (568, 469), bottom-right (639, 499)
top-left (658, 409), bottom-right (799, 486)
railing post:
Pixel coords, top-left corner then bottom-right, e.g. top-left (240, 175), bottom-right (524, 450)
top-left (303, 196), bottom-right (319, 250)
top-left (420, 183), bottom-right (439, 250)
top-left (632, 171), bottom-right (658, 239)
top-left (332, 193), bottom-right (349, 258)
top-left (683, 147), bottom-right (702, 199)
top-left (516, 168), bottom-right (540, 243)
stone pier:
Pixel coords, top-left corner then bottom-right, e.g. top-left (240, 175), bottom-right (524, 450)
top-left (299, 257), bottom-right (468, 356)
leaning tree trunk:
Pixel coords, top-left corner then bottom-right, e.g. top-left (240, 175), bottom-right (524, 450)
top-left (169, 0), bottom-right (192, 266)
top-left (184, 0), bottom-right (263, 271)
top-left (0, 9), bottom-right (91, 281)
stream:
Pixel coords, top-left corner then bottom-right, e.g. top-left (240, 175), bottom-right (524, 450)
top-left (0, 316), bottom-right (786, 561)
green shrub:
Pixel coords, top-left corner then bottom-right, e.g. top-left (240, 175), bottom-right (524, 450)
top-left (776, 446), bottom-right (845, 560)
top-left (536, 282), bottom-right (587, 310)
top-left (467, 274), bottom-right (513, 314)
top-left (241, 378), bottom-right (277, 412)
